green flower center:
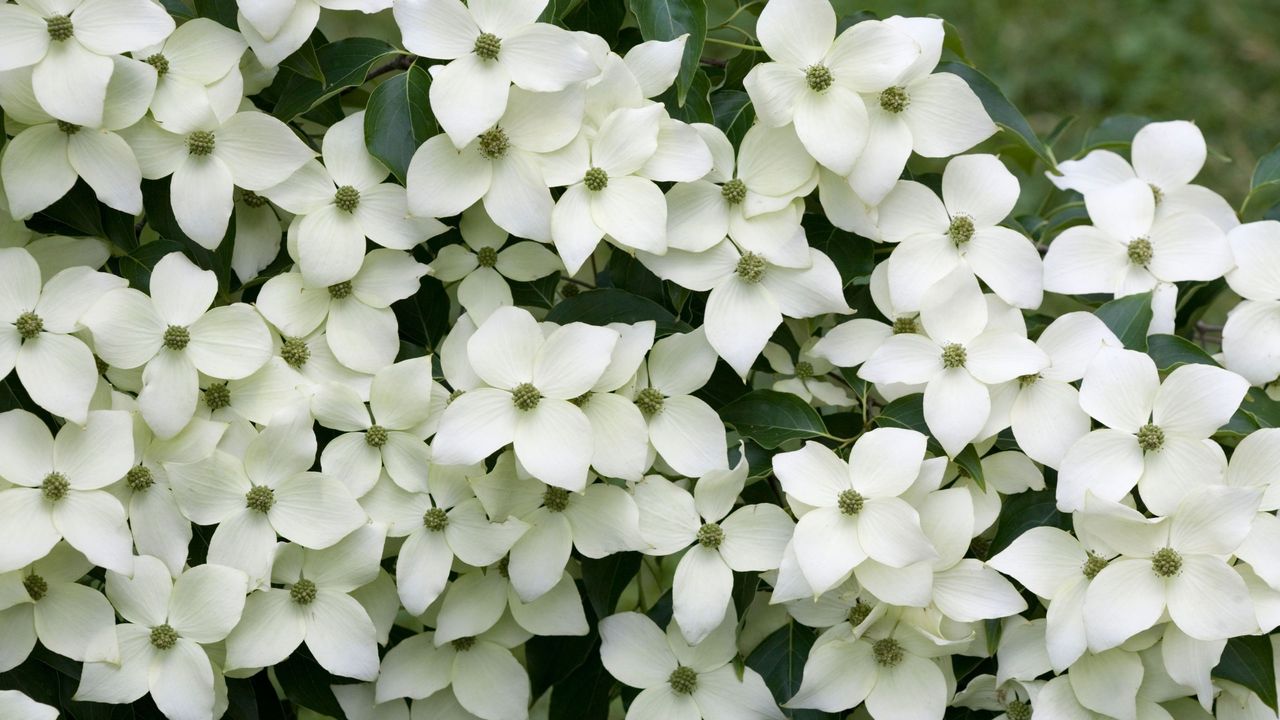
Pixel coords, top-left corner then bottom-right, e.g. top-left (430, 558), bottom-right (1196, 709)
top-left (892, 316), bottom-right (919, 335)
top-left (879, 86), bottom-right (910, 113)
top-left (45, 14), bottom-right (73, 41)
top-left (1006, 700), bottom-right (1032, 720)
top-left (837, 489), bottom-right (864, 516)
top-left (668, 665), bottom-right (698, 694)
top-left (241, 190), bottom-right (269, 208)
top-left (1136, 423), bottom-right (1164, 452)
top-left (328, 281), bottom-right (353, 299)
top-left (365, 424), bottom-right (389, 447)
top-left (23, 574), bottom-right (47, 602)
top-left (245, 485), bottom-right (275, 513)
top-left (334, 185), bottom-right (361, 213)
top-left (423, 507), bottom-right (449, 531)
top-left (281, 337), bottom-right (310, 368)
top-left (126, 465), bottom-right (155, 492)
top-left (1149, 184), bottom-right (1164, 206)
top-left (873, 637), bottom-right (904, 667)
top-left (144, 53), bottom-right (170, 77)
top-left (721, 178), bottom-right (747, 205)
top-left (941, 343), bottom-right (967, 369)
top-left (1082, 552), bottom-right (1108, 580)
top-left (543, 486), bottom-right (570, 512)
top-left (452, 636), bottom-right (477, 651)
top-left (186, 130), bottom-right (215, 156)
top-left (1018, 373), bottom-right (1040, 387)
top-left (290, 578), bottom-right (317, 605)
top-left (847, 599), bottom-right (872, 626)
top-left (634, 387), bottom-right (665, 416)
top-left (805, 64), bottom-right (833, 92)
top-left (163, 325), bottom-right (190, 351)
top-left (41, 472), bottom-right (70, 502)
top-left (203, 382), bottom-right (231, 411)
top-left (947, 215), bottom-right (975, 246)
top-left (473, 33), bottom-right (501, 60)
top-left (696, 522), bottom-right (724, 549)
top-left (1152, 547), bottom-right (1182, 577)
top-left (795, 361), bottom-right (814, 379)
top-left (150, 624), bottom-right (178, 650)
top-left (1128, 237), bottom-right (1154, 267)
top-left (56, 120), bottom-right (80, 135)
top-left (15, 312), bottom-right (43, 340)
top-left (735, 252), bottom-right (766, 283)
top-left (476, 246), bottom-right (498, 268)
top-left (478, 127), bottom-right (510, 160)
top-left (512, 382), bottom-right (542, 411)
top-left (583, 167), bottom-right (609, 192)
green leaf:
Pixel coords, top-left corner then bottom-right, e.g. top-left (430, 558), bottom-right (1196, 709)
top-left (119, 240), bottom-right (186, 294)
top-left (953, 445), bottom-right (985, 491)
top-left (711, 90), bottom-right (754, 149)
top-left (192, 0), bottom-right (237, 29)
top-left (745, 622), bottom-right (837, 720)
top-left (875, 394), bottom-right (928, 434)
top-left (1080, 114), bottom-right (1151, 153)
top-left (1145, 334), bottom-right (1218, 371)
top-left (989, 487), bottom-right (1070, 555)
top-left (548, 649), bottom-right (613, 720)
top-left (363, 61), bottom-right (436, 183)
top-left (273, 647), bottom-right (349, 717)
top-left (1242, 142), bottom-right (1280, 220)
top-left (563, 0), bottom-right (627, 44)
top-left (631, 0), bottom-right (707, 105)
top-left (272, 38), bottom-right (398, 121)
top-left (279, 33), bottom-right (325, 82)
top-left (1241, 387), bottom-right (1280, 429)
top-left (546, 288), bottom-right (690, 336)
top-left (509, 273), bottom-right (562, 310)
top-left (580, 552), bottom-right (641, 620)
top-left (1093, 291), bottom-right (1153, 351)
top-left (526, 629), bottom-right (597, 698)
top-left (937, 61), bottom-right (1056, 169)
top-left (659, 69), bottom-right (713, 123)
top-left (1214, 635), bottom-right (1278, 713)
top-left (940, 19), bottom-right (970, 64)
top-left (719, 390), bottom-right (828, 449)
top-left (392, 274), bottom-right (449, 351)
top-left (802, 214), bottom-right (875, 287)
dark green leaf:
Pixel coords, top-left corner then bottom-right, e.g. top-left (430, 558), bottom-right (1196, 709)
top-left (1214, 635), bottom-right (1278, 713)
top-left (746, 622), bottom-right (836, 719)
top-left (693, 360), bottom-right (750, 410)
top-left (30, 181), bottom-right (105, 238)
top-left (875, 394), bottom-right (928, 434)
top-left (631, 0), bottom-right (707, 105)
top-left (1241, 387), bottom-right (1280, 429)
top-left (509, 273), bottom-right (563, 310)
top-left (606, 252), bottom-right (667, 305)
top-left (954, 445), bottom-right (985, 491)
top-left (1145, 334), bottom-right (1218, 371)
top-left (940, 19), bottom-right (970, 64)
top-left (272, 39), bottom-right (398, 121)
top-left (1242, 142), bottom-right (1280, 220)
top-left (392, 275), bottom-right (448, 351)
top-left (549, 649), bottom-right (613, 720)
top-left (193, 0), bottom-right (237, 29)
top-left (279, 33), bottom-right (325, 82)
top-left (139, 178), bottom-right (234, 291)
top-left (563, 0), bottom-right (627, 44)
top-left (989, 487), bottom-right (1071, 555)
top-left (580, 552), bottom-right (641, 620)
top-left (119, 240), bottom-right (186, 293)
top-left (274, 648), bottom-right (350, 717)
top-left (1079, 114), bottom-right (1151, 153)
top-left (803, 214), bottom-right (875, 287)
top-left (364, 62), bottom-right (436, 183)
top-left (1093, 291), bottom-right (1153, 351)
top-left (526, 628), bottom-right (597, 698)
top-left (732, 571), bottom-right (759, 618)
top-left (546, 288), bottom-right (690, 335)
top-left (719, 390), bottom-right (828, 449)
top-left (711, 90), bottom-right (754, 149)
top-left (937, 61), bottom-right (1055, 169)
top-left (659, 69), bottom-right (713, 123)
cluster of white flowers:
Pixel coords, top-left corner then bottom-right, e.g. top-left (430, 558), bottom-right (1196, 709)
top-left (2, 0), bottom-right (1280, 719)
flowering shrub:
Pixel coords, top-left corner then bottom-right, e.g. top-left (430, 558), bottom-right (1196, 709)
top-left (3, 0), bottom-right (1280, 718)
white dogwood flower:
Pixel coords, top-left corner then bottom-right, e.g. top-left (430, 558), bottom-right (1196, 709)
top-left (135, 18), bottom-right (246, 133)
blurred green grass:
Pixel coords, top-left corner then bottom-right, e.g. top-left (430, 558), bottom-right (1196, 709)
top-left (855, 0), bottom-right (1280, 205)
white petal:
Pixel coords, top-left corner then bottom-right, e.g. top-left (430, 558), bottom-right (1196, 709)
top-left (395, 530), bottom-right (453, 615)
top-left (224, 589), bottom-right (306, 670)
top-left (742, 62), bottom-right (805, 128)
top-left (705, 277), bottom-right (781, 378)
top-left (406, 135), bottom-right (491, 218)
top-left (270, 473), bottom-right (365, 548)
top-left (673, 544), bottom-right (733, 645)
top-left (172, 156), bottom-right (234, 249)
top-left (168, 563), bottom-right (248, 643)
top-left (756, 0), bottom-right (834, 66)
top-left (923, 368), bottom-right (990, 457)
top-left (933, 558), bottom-right (1027, 622)
top-left (793, 86), bottom-right (867, 176)
top-left (1056, 429), bottom-right (1144, 512)
top-left (149, 639), bottom-right (217, 720)
top-left (451, 641), bottom-right (531, 719)
top-left (599, 611), bottom-right (677, 689)
top-left (216, 112), bottom-right (314, 190)
top-left (67, 129), bottom-right (142, 214)
top-left (303, 592), bottom-right (379, 680)
top-left (1083, 558), bottom-right (1166, 652)
top-left (501, 23), bottom-right (596, 92)
top-left (35, 582), bottom-right (119, 663)
top-left (1087, 178), bottom-right (1155, 240)
top-left (718, 504), bottom-right (794, 572)
top-left (773, 440), bottom-right (850, 508)
top-left (1042, 225), bottom-right (1129, 295)
top-left (1132, 120), bottom-right (1205, 191)
top-left (901, 72), bottom-right (996, 157)
top-left (1, 125), bottom-right (74, 219)
top-left (792, 507), bottom-right (863, 595)
top-left (857, 496), bottom-right (936, 568)
top-left (326, 299), bottom-right (399, 374)
top-left (964, 226), bottom-right (1044, 309)
top-left (1166, 555), bottom-right (1256, 641)
top-left (139, 349), bottom-right (199, 439)
top-left (484, 151), bottom-right (553, 241)
top-left (1079, 347), bottom-right (1159, 433)
top-left (394, 0), bottom-right (478, 59)
top-left (533, 323), bottom-right (618, 399)
top-left (1068, 648), bottom-right (1144, 720)
top-left (31, 40), bottom-right (112, 127)
top-left (785, 637), bottom-right (875, 712)
top-left (51, 490), bottom-right (132, 573)
top-left (431, 387), bottom-right (518, 466)
top-left (430, 54), bottom-right (510, 148)
top-left (467, 304), bottom-right (540, 389)
top-left (648, 394), bottom-right (728, 477)
top-left (15, 333), bottom-right (97, 424)
top-left (988, 526), bottom-right (1086, 599)
top-left (865, 654), bottom-right (948, 720)
top-left (435, 570), bottom-right (508, 644)
top-left (0, 7), bottom-right (49, 72)
top-left (514, 399), bottom-right (592, 491)
top-left (1153, 362), bottom-right (1249, 437)
top-left (591, 175), bottom-right (667, 254)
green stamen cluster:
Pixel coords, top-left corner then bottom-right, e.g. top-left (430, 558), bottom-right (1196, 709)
top-left (290, 578), bottom-right (317, 605)
top-left (873, 637), bottom-right (904, 667)
top-left (805, 64), bottom-right (833, 92)
top-left (204, 382), bottom-right (230, 411)
top-left (328, 281), bottom-right (353, 299)
top-left (837, 489), bottom-right (864, 516)
top-left (23, 574), bottom-right (48, 602)
top-left (1128, 237), bottom-right (1154, 266)
top-left (1017, 373), bottom-right (1040, 387)
top-left (163, 325), bottom-right (190, 351)
top-left (543, 486), bottom-right (570, 512)
top-left (423, 507), bottom-right (449, 531)
top-left (941, 343), bottom-right (967, 369)
top-left (245, 485), bottom-right (275, 513)
top-left (241, 190), bottom-right (269, 208)
top-left (583, 167), bottom-right (609, 192)
top-left (334, 185), bottom-right (361, 213)
top-left (795, 361), bottom-right (815, 379)
top-left (478, 127), bottom-right (510, 160)
top-left (892, 316), bottom-right (919, 334)
top-left (696, 522), bottom-right (724, 549)
top-left (847, 599), bottom-right (872, 627)
top-left (879, 86), bottom-right (910, 113)
top-left (46, 15), bottom-right (73, 41)
top-left (186, 130), bottom-right (215, 156)
top-left (948, 215), bottom-right (975, 246)
top-left (735, 252), bottom-right (766, 283)
top-left (280, 337), bottom-right (310, 368)
top-left (473, 33), bottom-right (501, 60)
top-left (452, 636), bottom-right (477, 651)
top-left (1006, 700), bottom-right (1032, 720)
top-left (721, 178), bottom-right (747, 204)
top-left (1152, 547), bottom-right (1182, 577)
top-left (15, 312), bottom-right (43, 340)
top-left (668, 665), bottom-right (698, 694)
top-left (512, 382), bottom-right (542, 411)
top-left (634, 387), bottom-right (665, 416)
top-left (1136, 423), bottom-right (1164, 452)
top-left (57, 121), bottom-right (80, 135)
top-left (1082, 552), bottom-right (1108, 580)
top-left (365, 425), bottom-right (389, 448)
top-left (150, 624), bottom-right (178, 650)
top-left (126, 466), bottom-right (155, 493)
top-left (41, 472), bottom-right (70, 502)
top-left (476, 246), bottom-right (498, 268)
top-left (144, 53), bottom-right (170, 77)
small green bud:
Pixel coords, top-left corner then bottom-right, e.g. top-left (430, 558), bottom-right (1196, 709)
top-left (1006, 699), bottom-right (1032, 720)
top-left (795, 361), bottom-right (815, 379)
top-left (144, 53), bottom-right (170, 77)
top-left (696, 522), bottom-right (724, 549)
top-left (56, 121), bottom-right (80, 135)
top-left (735, 252), bottom-right (766, 283)
top-left (15, 312), bottom-right (43, 340)
top-left (365, 425), bottom-right (389, 448)
top-left (23, 574), bottom-right (47, 602)
top-left (46, 14), bottom-right (73, 41)
top-left (668, 665), bottom-right (698, 694)
top-left (476, 246), bottom-right (498, 268)
top-left (478, 127), bottom-right (510, 161)
top-left (805, 64), bottom-right (833, 92)
top-left (1149, 184), bottom-right (1164, 206)
top-left (41, 472), bottom-right (70, 502)
top-left (847, 599), bottom-right (872, 627)
top-left (150, 623), bottom-right (178, 650)
top-left (1152, 547), bottom-right (1182, 577)
top-left (186, 130), bottom-right (215, 156)
top-left (837, 489), bottom-right (864, 516)
top-left (947, 215), bottom-right (975, 246)
top-left (1128, 237), bottom-right (1154, 267)
top-left (583, 167), bottom-right (609, 192)
top-left (163, 325), bottom-right (190, 351)
top-left (512, 382), bottom-right (542, 411)
top-left (473, 33), bottom-right (501, 60)
top-left (280, 337), bottom-right (310, 368)
top-left (1136, 423), bottom-right (1164, 452)
top-left (241, 190), bottom-right (269, 208)
top-left (721, 178), bottom-right (747, 205)
top-left (245, 485), bottom-right (275, 513)
top-left (452, 636), bottom-right (477, 651)
top-left (941, 343), bottom-right (967, 369)
top-left (892, 315), bottom-right (919, 335)
top-left (1082, 552), bottom-right (1108, 580)
top-left (290, 578), bottom-right (317, 605)
top-left (126, 465), bottom-right (154, 493)
top-left (543, 486), bottom-right (570, 513)
top-left (334, 185), bottom-right (361, 213)
top-left (423, 507), bottom-right (449, 531)
top-left (203, 382), bottom-right (231, 411)
top-left (634, 387), bottom-right (665, 416)
top-left (328, 281), bottom-right (353, 299)
top-left (879, 86), bottom-right (910, 113)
